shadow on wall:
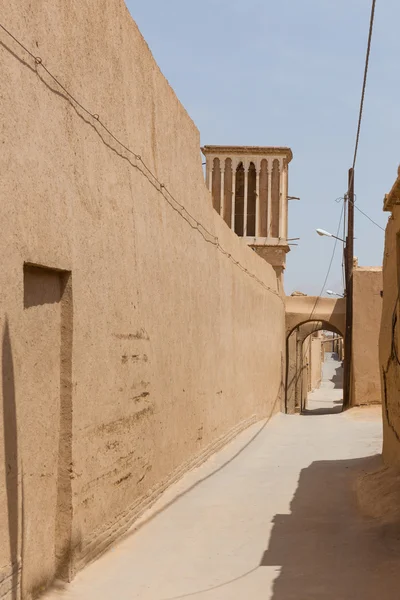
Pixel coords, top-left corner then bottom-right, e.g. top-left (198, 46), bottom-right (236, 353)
top-left (260, 454), bottom-right (400, 599)
top-left (326, 354), bottom-right (343, 389)
top-left (302, 353), bottom-right (344, 416)
top-left (331, 363), bottom-right (343, 389)
top-left (2, 318), bottom-right (19, 600)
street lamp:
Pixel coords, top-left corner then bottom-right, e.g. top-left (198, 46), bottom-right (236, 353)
top-left (316, 228), bottom-right (345, 243)
top-left (326, 289), bottom-right (344, 298)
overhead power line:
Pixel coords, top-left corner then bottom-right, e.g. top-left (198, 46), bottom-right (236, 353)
top-left (334, 192), bottom-right (384, 232)
top-left (352, 0), bottom-right (377, 172)
top-left (295, 203), bottom-right (344, 413)
top-left (308, 202), bottom-right (344, 324)
top-left (342, 0), bottom-right (377, 410)
top-left (352, 201), bottom-right (384, 231)
top-left (0, 22), bottom-right (283, 302)
top-left (335, 195), bottom-right (384, 232)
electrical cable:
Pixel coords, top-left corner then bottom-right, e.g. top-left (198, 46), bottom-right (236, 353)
top-left (343, 0), bottom-right (377, 267)
top-left (352, 201), bottom-right (384, 231)
top-left (346, 0), bottom-right (377, 206)
top-left (352, 0), bottom-right (377, 172)
top-left (335, 194), bottom-right (384, 232)
top-left (297, 202), bottom-right (345, 410)
top-left (0, 22), bottom-right (283, 302)
top-left (309, 202), bottom-right (344, 321)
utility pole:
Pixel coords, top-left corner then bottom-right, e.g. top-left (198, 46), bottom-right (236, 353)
top-left (343, 168), bottom-right (354, 409)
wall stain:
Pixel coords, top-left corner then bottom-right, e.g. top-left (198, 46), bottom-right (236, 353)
top-left (105, 440), bottom-right (120, 451)
top-left (137, 464), bottom-right (152, 484)
top-left (80, 449), bottom-right (152, 497)
top-left (121, 354), bottom-right (148, 364)
top-left (131, 391), bottom-right (150, 403)
top-left (114, 472), bottom-right (132, 486)
top-left (95, 406), bottom-right (154, 435)
top-left (81, 494), bottom-right (94, 508)
top-left (132, 380), bottom-right (150, 390)
top-left (114, 329), bottom-right (150, 341)
top-left (119, 381), bottom-right (150, 393)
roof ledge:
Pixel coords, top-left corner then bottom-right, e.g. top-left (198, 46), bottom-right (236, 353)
top-left (384, 166), bottom-right (400, 212)
top-left (201, 145), bottom-right (293, 163)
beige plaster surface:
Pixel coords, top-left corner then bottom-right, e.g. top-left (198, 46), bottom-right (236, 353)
top-left (352, 267), bottom-right (382, 406)
top-left (310, 336), bottom-right (322, 391)
top-left (285, 331), bottom-right (298, 414)
top-left (0, 2), bottom-right (285, 597)
top-left (302, 339), bottom-right (310, 405)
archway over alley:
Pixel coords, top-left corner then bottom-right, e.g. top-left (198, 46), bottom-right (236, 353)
top-left (285, 296), bottom-right (345, 414)
top-left (285, 296), bottom-right (346, 339)
top-left (285, 319), bottom-right (343, 414)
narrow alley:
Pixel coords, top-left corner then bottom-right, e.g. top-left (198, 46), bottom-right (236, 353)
top-left (2, 3), bottom-right (399, 599)
top-left (43, 356), bottom-right (394, 600)
top-left (304, 351), bottom-right (343, 415)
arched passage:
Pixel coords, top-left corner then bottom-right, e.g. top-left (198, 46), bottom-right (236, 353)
top-left (285, 296), bottom-right (345, 338)
top-left (285, 320), bottom-right (344, 414)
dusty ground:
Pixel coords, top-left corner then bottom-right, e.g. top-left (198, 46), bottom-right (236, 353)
top-left (43, 355), bottom-right (399, 600)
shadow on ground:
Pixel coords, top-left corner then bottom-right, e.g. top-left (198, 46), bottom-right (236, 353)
top-left (302, 404), bottom-right (343, 416)
top-left (261, 454), bottom-right (400, 599)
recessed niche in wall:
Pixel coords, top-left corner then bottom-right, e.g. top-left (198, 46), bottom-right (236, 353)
top-left (22, 262), bottom-right (74, 584)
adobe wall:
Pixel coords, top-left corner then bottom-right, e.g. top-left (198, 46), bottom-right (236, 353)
top-left (285, 323), bottom-right (323, 414)
top-left (303, 334), bottom-right (322, 398)
top-left (0, 2), bottom-right (285, 597)
top-left (310, 335), bottom-right (322, 391)
top-left (352, 267), bottom-right (382, 406)
top-left (380, 206), bottom-right (400, 467)
top-left (302, 338), bottom-right (310, 406)
top-left (286, 331), bottom-right (298, 414)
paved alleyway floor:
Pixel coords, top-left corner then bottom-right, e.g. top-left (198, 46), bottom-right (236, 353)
top-left (45, 355), bottom-right (400, 599)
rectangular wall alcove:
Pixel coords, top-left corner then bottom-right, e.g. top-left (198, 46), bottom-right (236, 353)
top-left (22, 263), bottom-right (74, 594)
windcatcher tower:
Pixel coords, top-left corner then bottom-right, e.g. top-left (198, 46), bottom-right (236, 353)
top-left (201, 145), bottom-right (293, 283)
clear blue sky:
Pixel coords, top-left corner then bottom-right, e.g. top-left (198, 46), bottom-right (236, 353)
top-left (126, 0), bottom-right (398, 295)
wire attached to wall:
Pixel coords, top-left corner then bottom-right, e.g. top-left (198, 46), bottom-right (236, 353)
top-left (0, 22), bottom-right (283, 303)
top-left (352, 201), bottom-right (384, 231)
top-left (335, 194), bottom-right (385, 232)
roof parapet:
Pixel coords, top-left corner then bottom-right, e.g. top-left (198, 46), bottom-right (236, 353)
top-left (201, 145), bottom-right (293, 163)
top-left (384, 165), bottom-right (400, 212)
